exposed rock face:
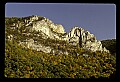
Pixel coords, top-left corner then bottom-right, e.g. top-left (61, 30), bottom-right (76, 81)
top-left (24, 16), bottom-right (65, 34)
top-left (9, 15), bottom-right (109, 53)
top-left (65, 27), bottom-right (109, 53)
top-left (19, 39), bottom-right (69, 55)
top-left (21, 15), bottom-right (65, 40)
top-left (53, 24), bottom-right (65, 34)
top-left (19, 39), bottom-right (52, 53)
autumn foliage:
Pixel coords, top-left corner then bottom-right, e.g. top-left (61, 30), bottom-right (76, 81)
top-left (5, 39), bottom-right (116, 78)
top-left (5, 17), bottom-right (116, 78)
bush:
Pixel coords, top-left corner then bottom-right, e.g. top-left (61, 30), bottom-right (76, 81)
top-left (101, 39), bottom-right (116, 55)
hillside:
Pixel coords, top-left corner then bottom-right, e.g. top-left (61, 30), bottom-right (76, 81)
top-left (101, 39), bottom-right (116, 55)
top-left (5, 15), bottom-right (116, 78)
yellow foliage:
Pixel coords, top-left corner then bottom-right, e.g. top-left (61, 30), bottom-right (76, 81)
top-left (53, 61), bottom-right (58, 65)
top-left (103, 66), bottom-right (106, 69)
top-left (26, 66), bottom-right (30, 70)
top-left (79, 66), bottom-right (82, 70)
top-left (10, 73), bottom-right (15, 78)
top-left (84, 64), bottom-right (87, 67)
top-left (58, 59), bottom-right (61, 62)
top-left (73, 73), bottom-right (76, 76)
top-left (5, 36), bottom-right (116, 78)
top-left (70, 64), bottom-right (72, 70)
top-left (25, 74), bottom-right (30, 78)
top-left (70, 74), bottom-right (74, 78)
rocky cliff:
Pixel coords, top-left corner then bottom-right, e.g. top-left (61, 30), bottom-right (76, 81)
top-left (66, 27), bottom-right (109, 52)
top-left (6, 15), bottom-right (109, 54)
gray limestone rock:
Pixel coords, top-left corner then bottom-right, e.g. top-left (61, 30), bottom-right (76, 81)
top-left (65, 26), bottom-right (109, 53)
top-left (10, 15), bottom-right (109, 54)
top-left (29, 17), bottom-right (65, 34)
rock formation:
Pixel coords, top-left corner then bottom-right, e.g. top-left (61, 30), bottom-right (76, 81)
top-left (8, 15), bottom-right (109, 54)
top-left (23, 15), bottom-right (65, 34)
top-left (65, 27), bottom-right (109, 53)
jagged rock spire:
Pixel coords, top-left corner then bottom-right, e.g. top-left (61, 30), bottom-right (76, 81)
top-left (67, 26), bottom-right (109, 53)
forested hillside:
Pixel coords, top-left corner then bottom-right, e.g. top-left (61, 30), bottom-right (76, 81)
top-left (5, 16), bottom-right (116, 78)
top-left (101, 39), bottom-right (116, 55)
top-left (5, 39), bottom-right (116, 78)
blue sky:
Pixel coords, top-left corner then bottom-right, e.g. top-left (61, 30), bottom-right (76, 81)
top-left (5, 3), bottom-right (116, 40)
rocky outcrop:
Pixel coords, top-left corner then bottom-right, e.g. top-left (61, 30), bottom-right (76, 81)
top-left (24, 15), bottom-right (65, 34)
top-left (65, 27), bottom-right (109, 53)
top-left (21, 15), bottom-right (65, 40)
top-left (9, 15), bottom-right (109, 53)
top-left (19, 39), bottom-right (69, 55)
top-left (19, 39), bottom-right (52, 53)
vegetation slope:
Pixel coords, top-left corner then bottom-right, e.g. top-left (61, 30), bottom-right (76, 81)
top-left (5, 17), bottom-right (116, 78)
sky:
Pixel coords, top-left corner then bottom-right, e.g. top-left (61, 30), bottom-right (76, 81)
top-left (5, 3), bottom-right (116, 40)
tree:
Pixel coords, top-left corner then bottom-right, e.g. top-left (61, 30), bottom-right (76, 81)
top-left (101, 39), bottom-right (116, 54)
